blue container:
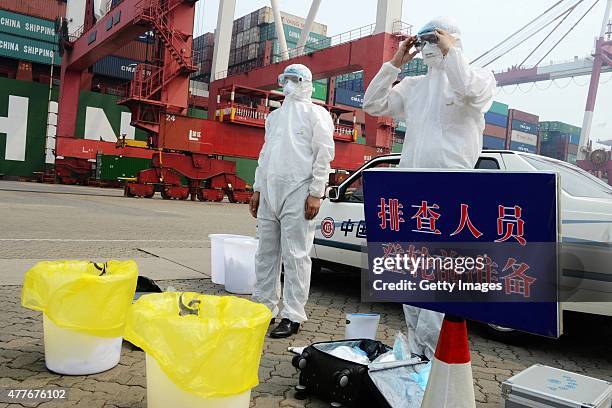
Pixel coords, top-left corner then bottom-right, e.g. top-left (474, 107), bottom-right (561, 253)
top-left (510, 141), bottom-right (537, 153)
top-left (92, 55), bottom-right (140, 80)
top-left (483, 135), bottom-right (506, 149)
top-left (570, 133), bottom-right (580, 145)
top-left (485, 112), bottom-right (508, 128)
top-left (512, 119), bottom-right (539, 135)
top-left (335, 87), bottom-right (364, 108)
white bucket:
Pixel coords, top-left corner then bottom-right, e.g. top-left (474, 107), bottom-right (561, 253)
top-left (208, 234), bottom-right (250, 284)
top-left (224, 237), bottom-right (258, 295)
top-left (345, 313), bottom-right (381, 340)
top-left (43, 314), bottom-right (122, 375)
top-left (146, 354), bottom-right (251, 408)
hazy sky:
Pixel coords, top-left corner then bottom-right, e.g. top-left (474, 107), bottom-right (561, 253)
top-left (195, 0), bottom-right (611, 145)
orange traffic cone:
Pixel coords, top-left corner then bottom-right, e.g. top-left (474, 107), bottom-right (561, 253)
top-left (421, 315), bottom-right (476, 408)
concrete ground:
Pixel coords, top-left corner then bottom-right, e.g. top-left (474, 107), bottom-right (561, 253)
top-left (1, 180), bottom-right (611, 408)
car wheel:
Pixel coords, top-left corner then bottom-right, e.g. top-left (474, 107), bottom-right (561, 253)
top-left (482, 323), bottom-right (528, 344)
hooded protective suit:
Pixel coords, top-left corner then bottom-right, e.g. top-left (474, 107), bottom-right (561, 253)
top-left (252, 64), bottom-right (335, 323)
top-left (363, 18), bottom-right (495, 359)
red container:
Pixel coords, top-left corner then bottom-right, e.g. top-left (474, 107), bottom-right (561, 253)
top-left (509, 109), bottom-right (539, 124)
top-left (567, 144), bottom-right (578, 155)
top-left (0, 0), bottom-right (66, 20)
top-left (484, 123), bottom-right (507, 139)
top-left (113, 40), bottom-right (155, 62)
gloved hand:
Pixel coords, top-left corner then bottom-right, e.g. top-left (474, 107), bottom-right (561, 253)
top-left (304, 195), bottom-right (321, 220)
top-left (249, 191), bottom-right (260, 218)
top-left (434, 28), bottom-right (456, 56)
top-left (390, 35), bottom-right (419, 68)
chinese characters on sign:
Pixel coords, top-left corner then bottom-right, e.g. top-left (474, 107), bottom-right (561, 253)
top-left (377, 198), bottom-right (527, 246)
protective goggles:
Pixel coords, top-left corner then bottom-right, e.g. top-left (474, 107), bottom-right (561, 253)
top-left (414, 31), bottom-right (438, 50)
top-left (278, 73), bottom-right (303, 87)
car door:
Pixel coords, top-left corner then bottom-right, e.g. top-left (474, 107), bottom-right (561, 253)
top-left (313, 157), bottom-right (400, 269)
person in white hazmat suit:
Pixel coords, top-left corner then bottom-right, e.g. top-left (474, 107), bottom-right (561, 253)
top-left (250, 64), bottom-right (335, 339)
top-left (362, 18), bottom-right (496, 359)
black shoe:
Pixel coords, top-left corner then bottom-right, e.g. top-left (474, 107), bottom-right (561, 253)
top-left (270, 318), bottom-right (300, 338)
top-left (270, 318), bottom-right (276, 326)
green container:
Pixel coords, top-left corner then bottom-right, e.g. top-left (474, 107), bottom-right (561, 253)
top-left (188, 107), bottom-right (208, 119)
top-left (391, 143), bottom-right (403, 153)
top-left (96, 155), bottom-right (152, 181)
top-left (223, 156), bottom-right (258, 186)
top-left (312, 79), bottom-right (327, 101)
top-left (539, 121), bottom-right (581, 136)
top-left (0, 32), bottom-right (60, 65)
top-left (489, 101), bottom-right (509, 117)
top-left (0, 10), bottom-right (57, 43)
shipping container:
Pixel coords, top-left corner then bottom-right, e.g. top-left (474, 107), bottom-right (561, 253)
top-left (0, 10), bottom-right (57, 43)
top-left (312, 79), bottom-right (327, 101)
top-left (570, 133), bottom-right (580, 145)
top-left (113, 40), bottom-right (155, 63)
top-left (539, 120), bottom-right (581, 136)
top-left (484, 112), bottom-right (508, 128)
top-left (222, 156), bottom-right (258, 186)
top-left (250, 7), bottom-right (327, 36)
top-left (483, 123), bottom-right (507, 139)
top-left (567, 143), bottom-right (578, 155)
top-left (489, 101), bottom-right (509, 117)
top-left (510, 141), bottom-right (537, 153)
top-left (334, 87), bottom-right (363, 108)
top-left (483, 135), bottom-right (506, 149)
top-left (0, 0), bottom-right (66, 22)
top-left (260, 23), bottom-right (330, 47)
top-left (92, 55), bottom-right (141, 81)
top-left (0, 32), bottom-right (60, 65)
top-left (508, 108), bottom-right (539, 124)
top-left (510, 129), bottom-right (538, 146)
top-left (511, 119), bottom-right (538, 135)
top-left (96, 154), bottom-right (152, 181)
top-left (567, 153), bottom-right (577, 164)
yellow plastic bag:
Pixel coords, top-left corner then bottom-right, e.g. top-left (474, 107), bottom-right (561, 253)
top-left (124, 292), bottom-right (271, 398)
top-left (22, 260), bottom-right (138, 337)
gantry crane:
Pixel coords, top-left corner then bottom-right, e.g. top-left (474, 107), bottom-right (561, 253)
top-left (55, 0), bottom-right (407, 200)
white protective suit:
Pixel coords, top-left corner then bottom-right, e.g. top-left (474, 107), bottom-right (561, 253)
top-left (252, 66), bottom-right (335, 323)
top-left (362, 18), bottom-right (496, 359)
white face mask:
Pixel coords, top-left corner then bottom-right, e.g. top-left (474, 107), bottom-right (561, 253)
top-left (283, 80), bottom-right (299, 96)
top-left (422, 43), bottom-right (444, 68)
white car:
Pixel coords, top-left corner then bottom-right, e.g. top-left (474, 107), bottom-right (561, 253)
top-left (312, 150), bottom-right (612, 328)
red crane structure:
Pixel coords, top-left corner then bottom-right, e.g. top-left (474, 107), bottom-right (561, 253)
top-left (54, 0), bottom-right (407, 201)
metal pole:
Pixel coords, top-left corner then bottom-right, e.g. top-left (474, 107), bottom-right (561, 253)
top-left (296, 0), bottom-right (322, 55)
top-left (270, 0), bottom-right (289, 61)
top-left (577, 0), bottom-right (612, 160)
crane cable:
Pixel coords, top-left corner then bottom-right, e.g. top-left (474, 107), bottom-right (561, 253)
top-left (479, 0), bottom-right (586, 67)
top-left (535, 0), bottom-right (602, 66)
top-left (518, 0), bottom-right (584, 67)
top-left (471, 0), bottom-right (567, 64)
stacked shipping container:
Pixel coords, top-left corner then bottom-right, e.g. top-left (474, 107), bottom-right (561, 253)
top-left (483, 101), bottom-right (509, 150)
top-left (507, 109), bottom-right (539, 153)
top-left (539, 121), bottom-right (581, 164)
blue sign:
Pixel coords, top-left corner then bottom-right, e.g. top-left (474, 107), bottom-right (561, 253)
top-left (512, 119), bottom-right (539, 135)
top-left (362, 170), bottom-right (561, 337)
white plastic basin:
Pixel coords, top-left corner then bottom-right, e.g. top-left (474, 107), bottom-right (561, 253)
top-left (146, 354), bottom-right (251, 408)
top-left (345, 313), bottom-right (381, 340)
top-left (223, 237), bottom-right (258, 295)
top-left (208, 234), bottom-right (250, 284)
top-left (43, 314), bottom-right (122, 375)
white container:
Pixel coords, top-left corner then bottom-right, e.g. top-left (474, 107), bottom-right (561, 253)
top-left (43, 314), bottom-right (122, 375)
top-left (208, 234), bottom-right (249, 284)
top-left (345, 313), bottom-right (381, 340)
top-left (146, 354), bottom-right (251, 408)
top-left (501, 364), bottom-right (612, 408)
top-left (224, 237), bottom-right (258, 295)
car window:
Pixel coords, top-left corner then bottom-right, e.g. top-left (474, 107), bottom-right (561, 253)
top-left (475, 158), bottom-right (500, 170)
top-left (522, 155), bottom-right (612, 199)
top-left (341, 160), bottom-right (399, 203)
